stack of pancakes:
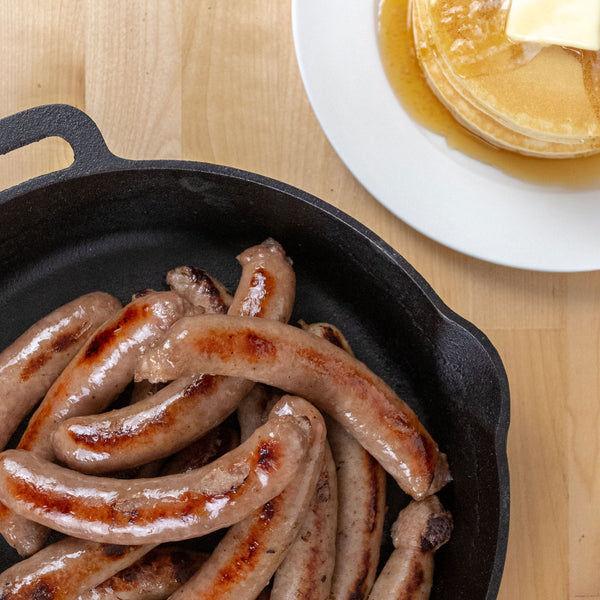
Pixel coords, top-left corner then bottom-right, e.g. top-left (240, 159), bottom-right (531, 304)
top-left (411, 0), bottom-right (600, 157)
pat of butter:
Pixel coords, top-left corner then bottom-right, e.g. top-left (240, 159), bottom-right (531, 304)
top-left (505, 0), bottom-right (600, 51)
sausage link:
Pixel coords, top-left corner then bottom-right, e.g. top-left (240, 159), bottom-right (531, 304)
top-left (76, 546), bottom-right (209, 600)
top-left (135, 314), bottom-right (451, 500)
top-left (327, 418), bottom-right (386, 600)
top-left (0, 292), bottom-right (121, 451)
top-left (0, 536), bottom-right (153, 600)
top-left (168, 396), bottom-right (326, 600)
top-left (52, 374), bottom-right (252, 474)
top-left (270, 441), bottom-right (337, 600)
top-left (301, 320), bottom-right (386, 600)
top-left (0, 413), bottom-right (310, 545)
top-left (54, 240), bottom-right (295, 473)
top-left (227, 238), bottom-right (295, 322)
top-left (367, 496), bottom-right (453, 600)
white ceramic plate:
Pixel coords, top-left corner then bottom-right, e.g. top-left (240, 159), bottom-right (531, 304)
top-left (291, 0), bottom-right (600, 272)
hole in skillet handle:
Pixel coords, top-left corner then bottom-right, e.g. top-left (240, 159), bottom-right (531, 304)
top-left (0, 104), bottom-right (125, 192)
top-left (0, 137), bottom-right (74, 191)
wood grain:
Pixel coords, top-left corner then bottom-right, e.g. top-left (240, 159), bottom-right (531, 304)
top-left (0, 2), bottom-right (597, 598)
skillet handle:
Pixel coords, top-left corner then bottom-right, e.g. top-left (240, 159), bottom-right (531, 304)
top-left (0, 104), bottom-right (122, 175)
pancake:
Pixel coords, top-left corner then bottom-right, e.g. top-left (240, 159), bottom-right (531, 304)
top-left (411, 0), bottom-right (600, 157)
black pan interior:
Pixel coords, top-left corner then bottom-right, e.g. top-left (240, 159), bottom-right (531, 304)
top-left (0, 166), bottom-right (508, 599)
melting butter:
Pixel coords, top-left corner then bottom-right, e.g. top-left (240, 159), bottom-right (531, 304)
top-left (506, 0), bottom-right (600, 51)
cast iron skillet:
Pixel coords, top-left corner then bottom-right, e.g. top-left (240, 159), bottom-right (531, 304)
top-left (0, 104), bottom-right (509, 599)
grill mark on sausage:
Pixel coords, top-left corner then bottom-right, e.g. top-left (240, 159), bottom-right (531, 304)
top-left (4, 474), bottom-right (226, 525)
top-left (257, 441), bottom-right (279, 473)
top-left (0, 581), bottom-right (55, 600)
top-left (80, 305), bottom-right (150, 364)
top-left (189, 268), bottom-right (230, 314)
top-left (19, 326), bottom-right (86, 382)
top-left (347, 561), bottom-right (370, 600)
top-left (363, 453), bottom-right (384, 535)
top-left (30, 583), bottom-right (54, 600)
top-left (19, 354), bottom-right (51, 382)
top-left (4, 441), bottom-right (283, 530)
top-left (182, 375), bottom-right (217, 398)
top-left (245, 334), bottom-right (276, 361)
top-left (65, 375), bottom-right (220, 450)
top-left (321, 326), bottom-right (345, 350)
top-left (399, 561), bottom-right (425, 600)
top-left (212, 498), bottom-right (279, 592)
top-left (314, 473), bottom-right (331, 504)
top-left (191, 329), bottom-right (278, 363)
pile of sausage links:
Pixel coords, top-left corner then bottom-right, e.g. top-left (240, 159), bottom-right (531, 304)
top-left (0, 238), bottom-right (453, 600)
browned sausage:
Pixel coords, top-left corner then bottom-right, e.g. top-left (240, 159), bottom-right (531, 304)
top-left (167, 266), bottom-right (233, 314)
top-left (167, 396), bottom-right (326, 600)
top-left (0, 291), bottom-right (197, 556)
top-left (327, 418), bottom-right (386, 600)
top-left (134, 314), bottom-right (451, 500)
top-left (270, 441), bottom-right (338, 600)
top-left (302, 320), bottom-right (386, 600)
top-left (52, 374), bottom-right (252, 474)
top-left (53, 239), bottom-right (295, 474)
top-left (76, 546), bottom-right (209, 600)
top-left (0, 292), bottom-right (121, 451)
top-left (227, 238), bottom-right (295, 322)
top-left (0, 536), bottom-right (154, 600)
top-left (367, 496), bottom-right (453, 600)
top-left (0, 412), bottom-right (310, 545)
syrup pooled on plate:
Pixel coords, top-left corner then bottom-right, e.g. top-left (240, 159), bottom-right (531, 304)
top-left (378, 0), bottom-right (600, 187)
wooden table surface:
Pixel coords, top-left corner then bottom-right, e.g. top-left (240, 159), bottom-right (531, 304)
top-left (0, 2), bottom-right (597, 599)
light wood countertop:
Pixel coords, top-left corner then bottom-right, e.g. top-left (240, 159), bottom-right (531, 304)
top-left (0, 2), bottom-right (597, 598)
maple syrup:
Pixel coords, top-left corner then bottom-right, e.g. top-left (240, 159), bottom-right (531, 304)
top-left (378, 0), bottom-right (600, 188)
